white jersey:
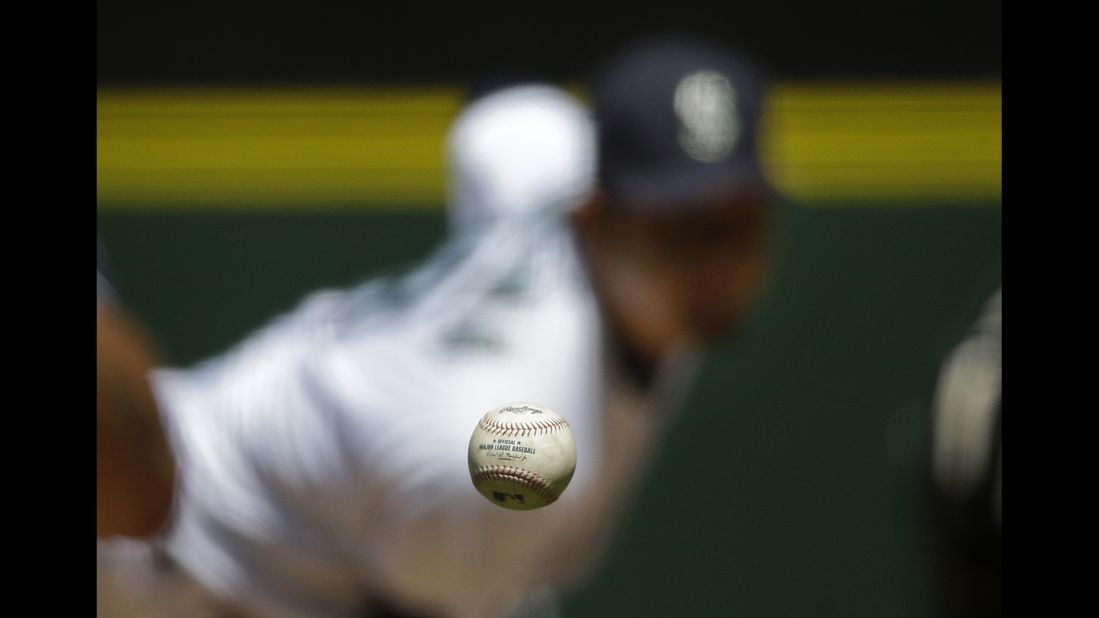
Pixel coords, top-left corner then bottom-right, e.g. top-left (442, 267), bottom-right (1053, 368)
top-left (138, 209), bottom-right (700, 618)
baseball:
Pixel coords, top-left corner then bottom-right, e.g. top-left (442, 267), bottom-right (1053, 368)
top-left (468, 402), bottom-right (576, 511)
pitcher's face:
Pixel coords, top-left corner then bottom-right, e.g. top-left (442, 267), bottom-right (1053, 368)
top-left (598, 184), bottom-right (771, 355)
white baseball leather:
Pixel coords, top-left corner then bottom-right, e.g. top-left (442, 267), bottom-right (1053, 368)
top-left (468, 402), bottom-right (576, 510)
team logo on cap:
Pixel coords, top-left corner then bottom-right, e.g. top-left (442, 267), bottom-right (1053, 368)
top-left (673, 70), bottom-right (740, 163)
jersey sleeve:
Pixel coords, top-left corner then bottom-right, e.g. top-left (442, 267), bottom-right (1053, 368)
top-left (152, 292), bottom-right (384, 617)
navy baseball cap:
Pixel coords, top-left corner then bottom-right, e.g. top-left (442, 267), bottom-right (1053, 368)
top-left (591, 35), bottom-right (772, 208)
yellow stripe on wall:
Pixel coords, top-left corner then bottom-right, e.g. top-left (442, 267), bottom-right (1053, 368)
top-left (97, 83), bottom-right (1001, 210)
top-left (763, 82), bottom-right (1001, 202)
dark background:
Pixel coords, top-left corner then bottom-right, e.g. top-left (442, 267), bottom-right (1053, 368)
top-left (98, 0), bottom-right (1002, 85)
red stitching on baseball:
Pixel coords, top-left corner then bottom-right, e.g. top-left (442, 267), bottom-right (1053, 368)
top-left (471, 465), bottom-right (560, 502)
top-left (478, 416), bottom-right (569, 437)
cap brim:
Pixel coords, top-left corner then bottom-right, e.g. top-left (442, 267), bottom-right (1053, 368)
top-left (606, 154), bottom-right (779, 209)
